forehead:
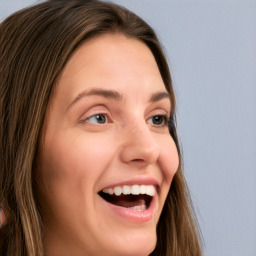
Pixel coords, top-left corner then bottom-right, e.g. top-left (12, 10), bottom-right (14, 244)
top-left (51, 34), bottom-right (167, 110)
top-left (61, 33), bottom-right (162, 80)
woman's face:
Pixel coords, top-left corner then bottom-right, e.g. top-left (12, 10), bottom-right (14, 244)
top-left (37, 34), bottom-right (179, 256)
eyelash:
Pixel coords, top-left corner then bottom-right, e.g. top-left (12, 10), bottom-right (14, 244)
top-left (84, 113), bottom-right (169, 127)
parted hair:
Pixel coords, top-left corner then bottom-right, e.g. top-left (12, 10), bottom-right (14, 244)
top-left (0, 0), bottom-right (202, 255)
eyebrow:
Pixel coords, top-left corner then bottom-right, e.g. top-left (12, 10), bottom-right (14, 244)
top-left (67, 88), bottom-right (123, 111)
top-left (67, 88), bottom-right (171, 111)
top-left (149, 91), bottom-right (171, 103)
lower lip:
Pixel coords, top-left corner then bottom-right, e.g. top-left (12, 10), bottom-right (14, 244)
top-left (99, 195), bottom-right (157, 223)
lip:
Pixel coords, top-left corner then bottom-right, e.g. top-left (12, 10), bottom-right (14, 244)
top-left (97, 176), bottom-right (160, 223)
top-left (99, 193), bottom-right (157, 224)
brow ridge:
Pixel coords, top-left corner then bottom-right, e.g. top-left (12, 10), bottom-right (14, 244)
top-left (67, 88), bottom-right (171, 111)
top-left (67, 88), bottom-right (123, 110)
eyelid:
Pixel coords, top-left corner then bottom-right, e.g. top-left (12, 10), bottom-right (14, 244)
top-left (78, 103), bottom-right (109, 120)
top-left (78, 104), bottom-right (171, 127)
top-left (145, 105), bottom-right (171, 128)
top-left (147, 107), bottom-right (170, 118)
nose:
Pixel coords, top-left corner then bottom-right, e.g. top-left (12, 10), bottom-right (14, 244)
top-left (119, 122), bottom-right (160, 166)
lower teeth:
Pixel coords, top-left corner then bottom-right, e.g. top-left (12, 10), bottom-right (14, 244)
top-left (127, 204), bottom-right (146, 211)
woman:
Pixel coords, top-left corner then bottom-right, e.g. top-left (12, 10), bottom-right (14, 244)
top-left (0, 0), bottom-right (202, 255)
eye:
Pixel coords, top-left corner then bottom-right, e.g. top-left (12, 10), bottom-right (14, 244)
top-left (148, 115), bottom-right (168, 126)
top-left (85, 114), bottom-right (108, 124)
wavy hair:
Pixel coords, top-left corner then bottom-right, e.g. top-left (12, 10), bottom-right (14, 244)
top-left (0, 0), bottom-right (202, 255)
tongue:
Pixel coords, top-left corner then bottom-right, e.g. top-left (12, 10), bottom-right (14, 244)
top-left (115, 198), bottom-right (146, 208)
top-left (105, 194), bottom-right (147, 208)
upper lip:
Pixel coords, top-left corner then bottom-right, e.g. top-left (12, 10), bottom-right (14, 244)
top-left (99, 176), bottom-right (161, 192)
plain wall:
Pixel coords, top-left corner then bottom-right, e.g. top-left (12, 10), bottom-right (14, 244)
top-left (1, 1), bottom-right (256, 255)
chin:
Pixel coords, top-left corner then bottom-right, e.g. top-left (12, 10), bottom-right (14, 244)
top-left (100, 231), bottom-right (157, 256)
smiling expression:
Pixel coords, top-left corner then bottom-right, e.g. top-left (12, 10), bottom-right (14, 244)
top-left (36, 34), bottom-right (179, 256)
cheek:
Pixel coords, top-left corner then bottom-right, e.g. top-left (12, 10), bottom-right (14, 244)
top-left (37, 130), bottom-right (115, 224)
top-left (159, 137), bottom-right (179, 185)
top-left (41, 130), bottom-right (114, 190)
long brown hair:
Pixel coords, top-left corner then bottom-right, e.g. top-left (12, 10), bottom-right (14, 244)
top-left (0, 0), bottom-right (202, 255)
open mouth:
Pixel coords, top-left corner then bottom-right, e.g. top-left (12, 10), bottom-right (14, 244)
top-left (98, 185), bottom-right (156, 211)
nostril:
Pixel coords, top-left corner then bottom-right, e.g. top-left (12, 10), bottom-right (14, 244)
top-left (133, 159), bottom-right (144, 163)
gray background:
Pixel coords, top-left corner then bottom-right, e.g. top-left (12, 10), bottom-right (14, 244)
top-left (1, 0), bottom-right (255, 255)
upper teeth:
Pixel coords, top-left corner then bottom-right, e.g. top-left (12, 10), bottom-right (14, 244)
top-left (102, 185), bottom-right (156, 196)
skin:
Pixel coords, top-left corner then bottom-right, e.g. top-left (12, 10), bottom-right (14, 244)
top-left (36, 34), bottom-right (179, 256)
